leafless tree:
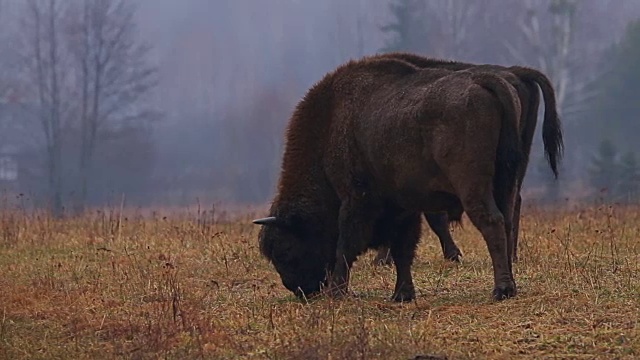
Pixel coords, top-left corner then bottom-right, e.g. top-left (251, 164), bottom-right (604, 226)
top-left (18, 0), bottom-right (70, 216)
top-left (65, 0), bottom-right (157, 212)
top-left (0, 1), bottom-right (23, 102)
top-left (16, 0), bottom-right (157, 214)
top-left (503, 0), bottom-right (602, 119)
top-left (423, 0), bottom-right (482, 60)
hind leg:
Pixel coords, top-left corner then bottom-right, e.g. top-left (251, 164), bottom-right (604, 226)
top-left (462, 193), bottom-right (516, 300)
top-left (494, 179), bottom-right (519, 277)
top-left (448, 166), bottom-right (517, 300)
top-left (424, 212), bottom-right (462, 262)
top-left (511, 194), bottom-right (522, 262)
top-left (436, 175), bottom-right (516, 299)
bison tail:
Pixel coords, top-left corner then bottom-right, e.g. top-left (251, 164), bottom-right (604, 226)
top-left (472, 72), bottom-right (523, 191)
top-left (508, 66), bottom-right (564, 178)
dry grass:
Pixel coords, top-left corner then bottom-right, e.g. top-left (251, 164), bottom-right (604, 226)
top-left (0, 204), bottom-right (639, 359)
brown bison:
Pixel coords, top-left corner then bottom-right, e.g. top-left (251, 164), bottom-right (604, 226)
top-left (370, 52), bottom-right (563, 266)
top-left (253, 55), bottom-right (563, 302)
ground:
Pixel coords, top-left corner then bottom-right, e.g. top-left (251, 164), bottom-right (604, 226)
top-left (0, 204), bottom-right (639, 359)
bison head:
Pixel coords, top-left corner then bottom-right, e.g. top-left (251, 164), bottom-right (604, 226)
top-left (253, 214), bottom-right (333, 299)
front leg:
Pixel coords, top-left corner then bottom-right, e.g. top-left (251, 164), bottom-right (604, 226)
top-left (328, 199), bottom-right (375, 298)
top-left (389, 212), bottom-right (422, 302)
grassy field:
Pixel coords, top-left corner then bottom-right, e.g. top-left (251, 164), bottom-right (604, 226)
top-left (0, 204), bottom-right (639, 359)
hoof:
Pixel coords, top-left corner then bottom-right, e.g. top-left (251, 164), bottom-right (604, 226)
top-left (444, 250), bottom-right (462, 263)
top-left (392, 287), bottom-right (415, 302)
top-left (492, 282), bottom-right (517, 301)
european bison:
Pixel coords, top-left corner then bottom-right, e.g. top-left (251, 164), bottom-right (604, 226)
top-left (371, 52), bottom-right (563, 266)
top-left (253, 55), bottom-right (563, 302)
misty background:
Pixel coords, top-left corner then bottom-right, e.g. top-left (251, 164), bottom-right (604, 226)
top-left (1, 0), bottom-right (640, 214)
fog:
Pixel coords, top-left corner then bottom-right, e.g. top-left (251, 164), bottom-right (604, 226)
top-left (2, 0), bottom-right (640, 212)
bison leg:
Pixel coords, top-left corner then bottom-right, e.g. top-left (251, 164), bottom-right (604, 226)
top-left (424, 212), bottom-right (462, 262)
top-left (493, 177), bottom-right (519, 278)
top-left (511, 194), bottom-right (522, 263)
top-left (461, 194), bottom-right (516, 301)
top-left (373, 212), bottom-right (461, 266)
top-left (389, 213), bottom-right (422, 302)
top-left (329, 200), bottom-right (374, 298)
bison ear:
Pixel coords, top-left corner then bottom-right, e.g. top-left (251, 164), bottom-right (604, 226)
top-left (252, 216), bottom-right (279, 226)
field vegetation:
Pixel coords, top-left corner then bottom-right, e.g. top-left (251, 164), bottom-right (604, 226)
top-left (0, 203), bottom-right (639, 359)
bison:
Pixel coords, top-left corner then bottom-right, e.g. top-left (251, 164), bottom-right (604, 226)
top-left (370, 52), bottom-right (563, 266)
top-left (253, 55), bottom-right (563, 302)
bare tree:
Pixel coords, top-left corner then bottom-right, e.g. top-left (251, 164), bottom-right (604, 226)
top-left (0, 1), bottom-right (25, 102)
top-left (423, 0), bottom-right (482, 60)
top-left (19, 0), bottom-right (70, 216)
top-left (66, 0), bottom-right (157, 212)
top-left (501, 0), bottom-right (629, 183)
top-left (503, 0), bottom-right (601, 119)
top-left (379, 0), bottom-right (484, 60)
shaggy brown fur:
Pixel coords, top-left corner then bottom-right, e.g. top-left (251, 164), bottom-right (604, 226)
top-left (254, 55), bottom-right (539, 302)
top-left (370, 52), bottom-right (564, 266)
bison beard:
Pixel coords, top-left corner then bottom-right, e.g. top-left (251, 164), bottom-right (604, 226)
top-left (370, 52), bottom-right (564, 266)
top-left (254, 55), bottom-right (562, 302)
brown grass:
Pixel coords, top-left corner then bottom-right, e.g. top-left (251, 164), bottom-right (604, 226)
top-left (0, 204), bottom-right (639, 359)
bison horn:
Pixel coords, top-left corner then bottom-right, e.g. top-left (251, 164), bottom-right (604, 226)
top-left (252, 216), bottom-right (278, 225)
